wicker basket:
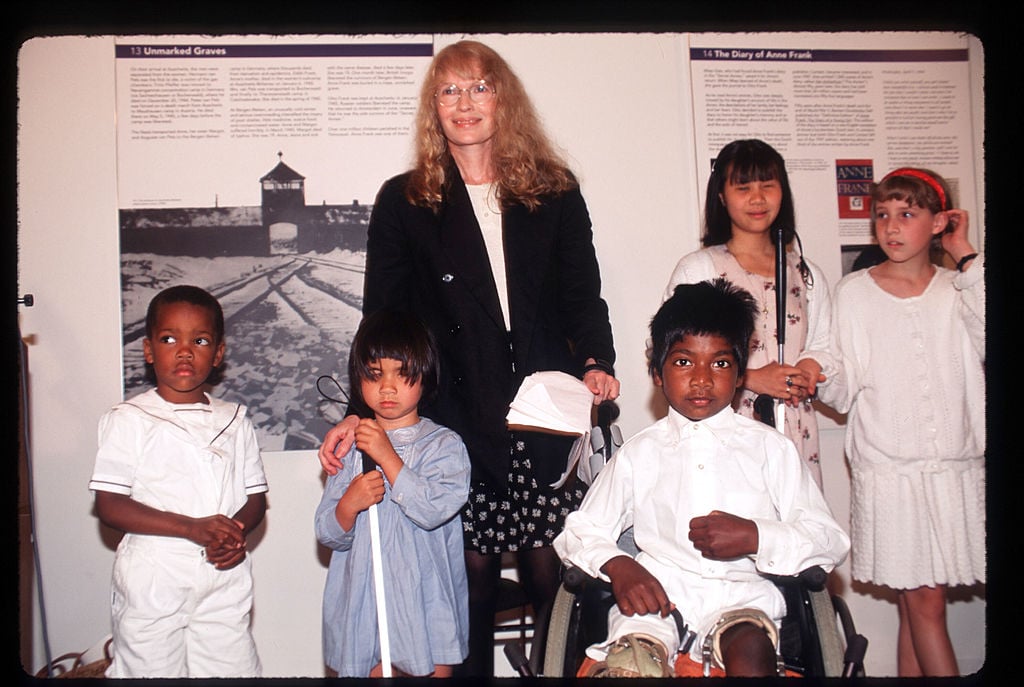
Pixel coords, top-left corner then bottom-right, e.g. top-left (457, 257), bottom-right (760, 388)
top-left (35, 637), bottom-right (112, 678)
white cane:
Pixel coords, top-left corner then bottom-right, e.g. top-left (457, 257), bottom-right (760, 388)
top-left (363, 455), bottom-right (392, 678)
top-left (368, 501), bottom-right (392, 677)
top-left (774, 225), bottom-right (787, 431)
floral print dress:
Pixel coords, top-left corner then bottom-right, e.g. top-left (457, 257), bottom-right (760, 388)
top-left (708, 245), bottom-right (823, 486)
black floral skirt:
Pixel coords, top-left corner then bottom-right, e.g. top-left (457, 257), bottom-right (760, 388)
top-left (462, 436), bottom-right (587, 555)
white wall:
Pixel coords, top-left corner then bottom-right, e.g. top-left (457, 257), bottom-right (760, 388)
top-left (17, 32), bottom-right (984, 678)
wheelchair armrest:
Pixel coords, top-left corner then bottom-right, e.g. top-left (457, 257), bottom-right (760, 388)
top-left (764, 565), bottom-right (828, 592)
top-left (565, 564), bottom-right (828, 596)
top-left (563, 565), bottom-right (606, 594)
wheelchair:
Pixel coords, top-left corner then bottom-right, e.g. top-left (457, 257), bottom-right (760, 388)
top-left (504, 403), bottom-right (868, 678)
top-left (523, 558), bottom-right (868, 678)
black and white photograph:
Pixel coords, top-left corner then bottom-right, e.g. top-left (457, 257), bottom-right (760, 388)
top-left (114, 37), bottom-right (431, 449)
top-left (119, 153), bottom-right (370, 449)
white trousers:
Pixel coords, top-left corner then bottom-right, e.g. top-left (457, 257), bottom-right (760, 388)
top-left (106, 536), bottom-right (261, 678)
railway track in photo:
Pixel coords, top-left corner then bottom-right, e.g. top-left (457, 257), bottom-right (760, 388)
top-left (121, 251), bottom-right (365, 451)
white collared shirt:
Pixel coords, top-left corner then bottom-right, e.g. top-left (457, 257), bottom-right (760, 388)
top-left (90, 388), bottom-right (268, 526)
top-left (554, 405), bottom-right (849, 635)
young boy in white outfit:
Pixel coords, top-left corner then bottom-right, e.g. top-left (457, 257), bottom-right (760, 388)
top-left (89, 285), bottom-right (267, 678)
top-left (553, 279), bottom-right (850, 677)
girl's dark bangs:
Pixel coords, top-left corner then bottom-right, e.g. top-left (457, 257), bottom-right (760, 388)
top-left (366, 343), bottom-right (427, 382)
top-left (727, 156), bottom-right (781, 184)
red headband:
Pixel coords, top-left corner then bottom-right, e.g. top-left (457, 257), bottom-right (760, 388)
top-left (880, 168), bottom-right (948, 211)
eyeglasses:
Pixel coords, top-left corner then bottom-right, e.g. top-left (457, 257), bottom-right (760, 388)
top-left (435, 81), bottom-right (496, 107)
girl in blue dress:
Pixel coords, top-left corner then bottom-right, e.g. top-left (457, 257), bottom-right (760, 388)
top-left (315, 311), bottom-right (471, 677)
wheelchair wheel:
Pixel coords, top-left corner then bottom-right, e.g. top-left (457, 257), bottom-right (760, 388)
top-left (831, 594), bottom-right (868, 677)
top-left (543, 569), bottom-right (616, 677)
top-left (542, 584), bottom-right (578, 677)
top-left (808, 587), bottom-right (846, 676)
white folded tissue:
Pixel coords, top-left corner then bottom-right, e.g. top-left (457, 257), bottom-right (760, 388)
top-left (505, 370), bottom-right (601, 488)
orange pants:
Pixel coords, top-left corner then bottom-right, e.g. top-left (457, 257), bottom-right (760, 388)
top-left (577, 655), bottom-right (800, 678)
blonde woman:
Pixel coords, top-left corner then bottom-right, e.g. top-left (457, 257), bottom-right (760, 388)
top-left (318, 41), bottom-right (619, 676)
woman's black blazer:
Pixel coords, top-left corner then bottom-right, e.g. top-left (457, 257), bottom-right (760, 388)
top-left (362, 170), bottom-right (616, 489)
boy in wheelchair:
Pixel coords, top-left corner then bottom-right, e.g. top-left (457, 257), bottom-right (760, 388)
top-left (553, 280), bottom-right (850, 677)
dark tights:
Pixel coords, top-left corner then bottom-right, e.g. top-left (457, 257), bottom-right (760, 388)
top-left (459, 545), bottom-right (563, 677)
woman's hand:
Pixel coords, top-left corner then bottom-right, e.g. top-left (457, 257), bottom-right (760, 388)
top-left (583, 370), bottom-right (620, 403)
top-left (583, 358), bottom-right (620, 403)
top-left (355, 418), bottom-right (404, 484)
top-left (318, 414), bottom-right (360, 475)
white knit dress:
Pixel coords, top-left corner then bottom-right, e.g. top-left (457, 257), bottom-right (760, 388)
top-left (818, 258), bottom-right (986, 589)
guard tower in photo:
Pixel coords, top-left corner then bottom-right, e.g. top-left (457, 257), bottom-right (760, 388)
top-left (119, 153), bottom-right (370, 257)
top-left (261, 152), bottom-right (306, 254)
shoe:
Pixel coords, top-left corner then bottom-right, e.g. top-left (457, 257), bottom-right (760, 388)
top-left (586, 633), bottom-right (672, 678)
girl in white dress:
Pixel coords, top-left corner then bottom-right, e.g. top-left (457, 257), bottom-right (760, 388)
top-left (817, 168), bottom-right (984, 677)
